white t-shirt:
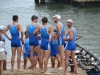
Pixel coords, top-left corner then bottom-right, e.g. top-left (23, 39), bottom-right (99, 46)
top-left (0, 41), bottom-right (5, 52)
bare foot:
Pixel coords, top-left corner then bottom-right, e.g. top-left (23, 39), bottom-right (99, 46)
top-left (39, 68), bottom-right (44, 73)
top-left (33, 68), bottom-right (36, 71)
top-left (24, 66), bottom-right (26, 69)
top-left (58, 67), bottom-right (63, 70)
top-left (57, 67), bottom-right (60, 69)
top-left (40, 70), bottom-right (44, 73)
top-left (29, 66), bottom-right (32, 69)
top-left (17, 69), bottom-right (24, 72)
top-left (11, 69), bottom-right (14, 72)
top-left (44, 72), bottom-right (52, 75)
top-left (75, 71), bottom-right (79, 74)
top-left (63, 72), bottom-right (67, 75)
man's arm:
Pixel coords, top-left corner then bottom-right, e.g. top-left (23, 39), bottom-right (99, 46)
top-left (48, 25), bottom-right (53, 34)
top-left (56, 23), bottom-right (61, 39)
top-left (63, 29), bottom-right (73, 41)
top-left (33, 23), bottom-right (40, 36)
top-left (18, 24), bottom-right (24, 44)
top-left (3, 24), bottom-right (11, 40)
top-left (48, 25), bottom-right (53, 42)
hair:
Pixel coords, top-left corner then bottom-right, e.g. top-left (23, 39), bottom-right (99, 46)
top-left (12, 15), bottom-right (18, 21)
top-left (53, 29), bottom-right (57, 32)
top-left (31, 15), bottom-right (38, 21)
top-left (42, 17), bottom-right (48, 23)
top-left (24, 31), bottom-right (28, 35)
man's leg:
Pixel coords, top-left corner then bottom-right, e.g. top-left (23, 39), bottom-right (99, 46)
top-left (30, 46), bottom-right (34, 69)
top-left (3, 60), bottom-right (6, 70)
top-left (24, 58), bottom-right (28, 69)
top-left (17, 47), bottom-right (23, 72)
top-left (64, 50), bottom-right (71, 75)
top-left (35, 46), bottom-right (43, 71)
top-left (51, 57), bottom-right (55, 68)
top-left (58, 45), bottom-right (64, 68)
top-left (44, 50), bottom-right (52, 74)
top-left (29, 57), bottom-right (32, 69)
top-left (33, 56), bottom-right (38, 70)
top-left (71, 51), bottom-right (79, 74)
top-left (56, 54), bottom-right (61, 68)
top-left (11, 47), bottom-right (16, 72)
top-left (39, 49), bottom-right (44, 72)
top-left (0, 60), bottom-right (3, 75)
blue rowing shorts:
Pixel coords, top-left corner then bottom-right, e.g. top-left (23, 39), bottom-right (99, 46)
top-left (11, 39), bottom-right (21, 47)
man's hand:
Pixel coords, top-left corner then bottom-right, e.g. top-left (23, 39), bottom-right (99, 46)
top-left (33, 31), bottom-right (37, 36)
top-left (20, 38), bottom-right (24, 45)
top-left (8, 38), bottom-right (11, 41)
top-left (23, 50), bottom-right (26, 54)
top-left (63, 38), bottom-right (67, 41)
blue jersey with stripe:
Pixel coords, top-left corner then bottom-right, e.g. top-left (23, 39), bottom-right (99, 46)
top-left (40, 25), bottom-right (49, 40)
top-left (27, 23), bottom-right (39, 46)
top-left (27, 23), bottom-right (37, 39)
top-left (24, 38), bottom-right (30, 54)
top-left (56, 22), bottom-right (65, 45)
top-left (50, 40), bottom-right (58, 53)
top-left (9, 24), bottom-right (20, 39)
top-left (56, 22), bottom-right (64, 39)
top-left (9, 24), bottom-right (21, 47)
top-left (65, 27), bottom-right (76, 50)
top-left (40, 25), bottom-right (50, 50)
top-left (2, 34), bottom-right (6, 42)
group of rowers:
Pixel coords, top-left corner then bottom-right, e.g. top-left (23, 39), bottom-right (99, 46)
top-left (0, 14), bottom-right (79, 75)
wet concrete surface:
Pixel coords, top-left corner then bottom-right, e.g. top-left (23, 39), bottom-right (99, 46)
top-left (3, 59), bottom-right (87, 75)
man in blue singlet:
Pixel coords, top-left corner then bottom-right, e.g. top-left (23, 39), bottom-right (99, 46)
top-left (26, 15), bottom-right (43, 71)
top-left (3, 15), bottom-right (24, 72)
top-left (53, 15), bottom-right (65, 69)
top-left (40, 17), bottom-right (52, 74)
top-left (23, 31), bottom-right (31, 69)
top-left (50, 30), bottom-right (61, 69)
top-left (23, 31), bottom-right (38, 70)
top-left (32, 33), bottom-right (41, 70)
top-left (63, 19), bottom-right (79, 75)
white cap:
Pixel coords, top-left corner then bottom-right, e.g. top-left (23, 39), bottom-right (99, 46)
top-left (67, 19), bottom-right (73, 23)
top-left (0, 26), bottom-right (5, 30)
top-left (53, 15), bottom-right (61, 19)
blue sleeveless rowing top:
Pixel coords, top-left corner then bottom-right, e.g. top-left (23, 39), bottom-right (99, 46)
top-left (68, 27), bottom-right (76, 41)
top-left (66, 27), bottom-right (76, 50)
top-left (50, 40), bottom-right (58, 53)
top-left (27, 23), bottom-right (39, 46)
top-left (27, 23), bottom-right (37, 39)
top-left (24, 38), bottom-right (30, 54)
top-left (9, 24), bottom-right (20, 39)
top-left (40, 25), bottom-right (49, 40)
top-left (2, 34), bottom-right (6, 42)
top-left (56, 22), bottom-right (64, 38)
top-left (28, 23), bottom-right (36, 39)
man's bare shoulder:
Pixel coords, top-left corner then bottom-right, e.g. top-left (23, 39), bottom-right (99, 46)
top-left (48, 25), bottom-right (51, 27)
top-left (68, 28), bottom-right (73, 33)
top-left (56, 23), bottom-right (61, 27)
top-left (36, 23), bottom-right (40, 26)
top-left (17, 23), bottom-right (22, 26)
top-left (36, 23), bottom-right (40, 28)
top-left (7, 24), bottom-right (10, 27)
